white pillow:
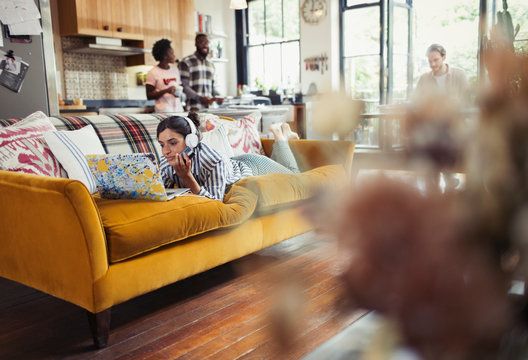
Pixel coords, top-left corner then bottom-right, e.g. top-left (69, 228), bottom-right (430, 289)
top-left (201, 124), bottom-right (235, 158)
top-left (44, 125), bottom-right (106, 193)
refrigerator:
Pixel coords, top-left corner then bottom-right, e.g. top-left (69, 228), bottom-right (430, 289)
top-left (0, 0), bottom-right (58, 119)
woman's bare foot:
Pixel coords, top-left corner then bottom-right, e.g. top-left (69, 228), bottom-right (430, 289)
top-left (281, 122), bottom-right (300, 140)
top-left (269, 123), bottom-right (287, 141)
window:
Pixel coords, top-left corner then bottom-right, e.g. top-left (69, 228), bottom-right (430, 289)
top-left (341, 0), bottom-right (412, 148)
top-left (341, 0), bottom-right (495, 150)
top-left (236, 0), bottom-right (301, 93)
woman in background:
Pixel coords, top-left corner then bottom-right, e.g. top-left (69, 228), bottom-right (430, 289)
top-left (145, 38), bottom-right (184, 113)
top-left (157, 112), bottom-right (299, 201)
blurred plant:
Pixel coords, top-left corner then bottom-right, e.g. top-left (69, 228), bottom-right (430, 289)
top-left (311, 91), bottom-right (364, 139)
top-left (465, 53), bottom-right (528, 280)
top-left (491, 0), bottom-right (521, 52)
top-left (311, 44), bottom-right (528, 360)
top-left (333, 177), bottom-right (512, 359)
top-left (484, 0), bottom-right (523, 95)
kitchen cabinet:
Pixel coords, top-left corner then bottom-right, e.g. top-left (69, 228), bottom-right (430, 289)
top-left (170, 0), bottom-right (196, 59)
top-left (127, 0), bottom-right (171, 66)
top-left (127, 0), bottom-right (195, 66)
top-left (58, 0), bottom-right (143, 40)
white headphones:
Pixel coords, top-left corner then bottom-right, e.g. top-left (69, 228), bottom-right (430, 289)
top-left (183, 116), bottom-right (199, 149)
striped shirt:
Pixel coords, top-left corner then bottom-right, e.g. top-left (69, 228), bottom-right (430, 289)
top-left (178, 53), bottom-right (219, 109)
top-left (160, 142), bottom-right (253, 201)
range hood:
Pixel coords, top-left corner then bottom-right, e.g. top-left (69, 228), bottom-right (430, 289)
top-left (66, 37), bottom-right (150, 57)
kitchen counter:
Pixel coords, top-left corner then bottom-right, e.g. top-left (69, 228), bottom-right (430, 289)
top-left (57, 99), bottom-right (155, 116)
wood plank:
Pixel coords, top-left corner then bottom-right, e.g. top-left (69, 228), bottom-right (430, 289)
top-left (93, 247), bottom-right (335, 359)
top-left (0, 233), bottom-right (367, 359)
top-left (152, 263), bottom-right (339, 360)
top-left (115, 249), bottom-right (338, 360)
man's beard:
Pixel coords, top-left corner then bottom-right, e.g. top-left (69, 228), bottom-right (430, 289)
top-left (198, 47), bottom-right (209, 57)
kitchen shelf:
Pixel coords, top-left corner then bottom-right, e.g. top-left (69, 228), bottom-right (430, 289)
top-left (210, 57), bottom-right (228, 63)
top-left (199, 31), bottom-right (227, 39)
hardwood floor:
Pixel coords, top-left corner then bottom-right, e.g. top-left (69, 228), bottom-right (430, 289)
top-left (0, 232), bottom-right (367, 359)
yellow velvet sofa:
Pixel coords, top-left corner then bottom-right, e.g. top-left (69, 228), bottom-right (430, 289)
top-left (0, 113), bottom-right (354, 347)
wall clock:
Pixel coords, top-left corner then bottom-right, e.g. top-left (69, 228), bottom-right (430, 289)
top-left (301, 0), bottom-right (327, 25)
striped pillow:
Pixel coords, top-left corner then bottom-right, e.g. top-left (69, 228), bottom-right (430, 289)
top-left (44, 125), bottom-right (106, 193)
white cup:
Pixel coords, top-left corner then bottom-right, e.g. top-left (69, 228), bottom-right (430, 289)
top-left (174, 85), bottom-right (183, 96)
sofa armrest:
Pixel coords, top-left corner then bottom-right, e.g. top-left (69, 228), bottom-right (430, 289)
top-left (0, 170), bottom-right (108, 311)
top-left (261, 139), bottom-right (355, 175)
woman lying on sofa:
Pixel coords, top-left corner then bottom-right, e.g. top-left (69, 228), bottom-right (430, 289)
top-left (157, 112), bottom-right (300, 201)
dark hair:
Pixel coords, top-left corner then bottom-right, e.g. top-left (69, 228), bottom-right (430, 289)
top-left (157, 112), bottom-right (201, 140)
top-left (426, 44), bottom-right (446, 57)
top-left (152, 38), bottom-right (172, 62)
top-left (195, 33), bottom-right (208, 43)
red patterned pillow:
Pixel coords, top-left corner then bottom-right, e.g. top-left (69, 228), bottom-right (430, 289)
top-left (204, 111), bottom-right (265, 156)
top-left (0, 111), bottom-right (63, 177)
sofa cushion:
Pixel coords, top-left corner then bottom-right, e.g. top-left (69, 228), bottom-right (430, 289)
top-left (0, 111), bottom-right (64, 177)
top-left (96, 183), bottom-right (258, 263)
top-left (50, 113), bottom-right (167, 164)
top-left (204, 112), bottom-right (265, 156)
top-left (234, 164), bottom-right (348, 214)
top-left (44, 125), bottom-right (106, 194)
top-left (200, 123), bottom-right (234, 158)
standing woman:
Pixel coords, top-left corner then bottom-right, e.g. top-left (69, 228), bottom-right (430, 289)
top-left (145, 38), bottom-right (184, 113)
top-left (157, 112), bottom-right (300, 201)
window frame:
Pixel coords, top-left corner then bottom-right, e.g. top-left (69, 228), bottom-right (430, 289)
top-left (235, 0), bottom-right (301, 91)
top-left (339, 0), bottom-right (413, 150)
top-left (339, 0), bottom-right (413, 108)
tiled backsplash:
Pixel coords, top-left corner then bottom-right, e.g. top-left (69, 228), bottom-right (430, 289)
top-left (62, 37), bottom-right (128, 100)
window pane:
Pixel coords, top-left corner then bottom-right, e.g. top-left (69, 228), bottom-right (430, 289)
top-left (393, 6), bottom-right (408, 55)
top-left (351, 116), bottom-right (380, 147)
top-left (283, 0), bottom-right (300, 41)
top-left (282, 41), bottom-right (300, 91)
top-left (343, 55), bottom-right (379, 113)
top-left (248, 0), bottom-right (265, 45)
top-left (393, 54), bottom-right (408, 103)
top-left (412, 0), bottom-right (479, 87)
top-left (263, 44), bottom-right (282, 90)
top-left (343, 6), bottom-right (380, 57)
top-left (266, 0), bottom-right (283, 42)
top-left (509, 0), bottom-right (528, 52)
top-left (248, 46), bottom-right (264, 89)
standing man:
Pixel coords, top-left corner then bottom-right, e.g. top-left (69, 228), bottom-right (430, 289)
top-left (415, 44), bottom-right (469, 104)
top-left (145, 38), bottom-right (184, 113)
top-left (178, 33), bottom-right (224, 111)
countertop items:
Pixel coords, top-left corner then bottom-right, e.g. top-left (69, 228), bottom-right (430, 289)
top-left (59, 104), bottom-right (87, 110)
top-left (58, 99), bottom-right (156, 116)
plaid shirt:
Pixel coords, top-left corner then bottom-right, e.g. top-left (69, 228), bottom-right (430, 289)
top-left (178, 53), bottom-right (219, 109)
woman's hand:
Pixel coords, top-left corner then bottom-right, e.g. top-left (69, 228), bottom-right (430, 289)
top-left (171, 152), bottom-right (192, 178)
top-left (171, 153), bottom-right (201, 195)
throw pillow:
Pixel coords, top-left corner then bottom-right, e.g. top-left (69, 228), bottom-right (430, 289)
top-left (200, 123), bottom-right (234, 158)
top-left (44, 125), bottom-right (106, 194)
top-left (0, 111), bottom-right (63, 177)
top-left (204, 111), bottom-right (265, 157)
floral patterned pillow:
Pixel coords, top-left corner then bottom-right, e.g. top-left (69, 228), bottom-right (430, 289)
top-left (0, 111), bottom-right (64, 177)
top-left (204, 112), bottom-right (265, 156)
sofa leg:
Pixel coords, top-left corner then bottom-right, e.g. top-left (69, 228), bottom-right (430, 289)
top-left (86, 308), bottom-right (111, 348)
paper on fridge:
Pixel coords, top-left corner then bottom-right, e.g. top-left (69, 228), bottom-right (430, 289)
top-left (8, 19), bottom-right (42, 35)
top-left (0, 0), bottom-right (41, 25)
